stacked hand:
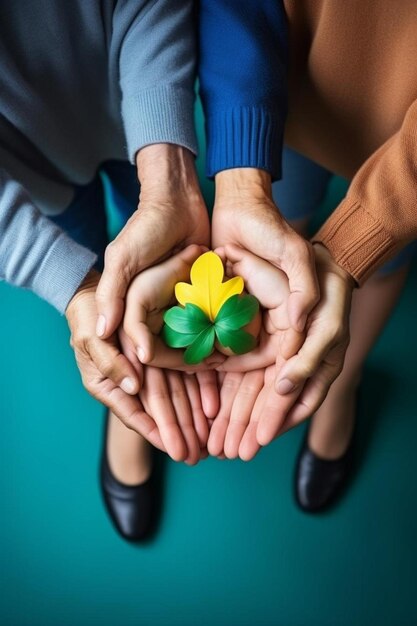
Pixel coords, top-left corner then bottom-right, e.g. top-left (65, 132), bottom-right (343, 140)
top-left (65, 147), bottom-right (355, 463)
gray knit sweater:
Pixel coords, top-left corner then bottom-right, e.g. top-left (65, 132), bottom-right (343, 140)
top-left (0, 0), bottom-right (197, 312)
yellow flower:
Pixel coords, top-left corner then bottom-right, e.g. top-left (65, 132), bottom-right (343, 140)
top-left (175, 251), bottom-right (244, 321)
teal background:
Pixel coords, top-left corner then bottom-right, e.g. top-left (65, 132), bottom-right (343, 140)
top-left (1, 102), bottom-right (416, 626)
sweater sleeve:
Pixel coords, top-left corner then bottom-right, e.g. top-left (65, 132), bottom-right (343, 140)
top-left (198, 0), bottom-right (288, 181)
top-left (0, 170), bottom-right (97, 313)
top-left (115, 0), bottom-right (198, 163)
top-left (313, 100), bottom-right (417, 285)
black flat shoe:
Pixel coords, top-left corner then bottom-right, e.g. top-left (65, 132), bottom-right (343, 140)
top-left (100, 420), bottom-right (161, 542)
top-left (294, 430), bottom-right (355, 513)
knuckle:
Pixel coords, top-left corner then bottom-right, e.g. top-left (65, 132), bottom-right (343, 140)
top-left (104, 240), bottom-right (119, 263)
top-left (297, 359), bottom-right (317, 379)
top-left (326, 321), bottom-right (347, 344)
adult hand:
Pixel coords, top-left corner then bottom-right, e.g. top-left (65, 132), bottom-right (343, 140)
top-left (209, 244), bottom-right (355, 459)
top-left (66, 270), bottom-right (214, 462)
top-left (66, 270), bottom-right (163, 451)
top-left (95, 144), bottom-right (210, 341)
top-left (212, 168), bottom-right (319, 332)
top-left (268, 243), bottom-right (355, 442)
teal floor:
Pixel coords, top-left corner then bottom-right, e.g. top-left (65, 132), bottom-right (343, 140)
top-left (1, 129), bottom-right (417, 624)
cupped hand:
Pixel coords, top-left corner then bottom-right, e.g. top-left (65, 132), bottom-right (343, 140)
top-left (95, 144), bottom-right (210, 340)
top-left (65, 270), bottom-right (164, 451)
top-left (215, 244), bottom-right (304, 373)
top-left (208, 244), bottom-right (355, 459)
top-left (268, 243), bottom-right (355, 442)
top-left (66, 269), bottom-right (216, 463)
top-left (213, 168), bottom-right (319, 333)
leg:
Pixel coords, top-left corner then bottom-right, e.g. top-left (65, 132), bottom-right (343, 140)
top-left (107, 410), bottom-right (152, 484)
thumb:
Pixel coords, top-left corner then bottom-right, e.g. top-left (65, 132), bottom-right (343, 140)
top-left (95, 252), bottom-right (129, 338)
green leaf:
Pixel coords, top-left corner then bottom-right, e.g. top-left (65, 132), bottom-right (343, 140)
top-left (215, 294), bottom-right (259, 331)
top-left (162, 325), bottom-right (197, 348)
top-left (164, 303), bottom-right (211, 334)
top-left (184, 326), bottom-right (216, 365)
top-left (215, 326), bottom-right (257, 355)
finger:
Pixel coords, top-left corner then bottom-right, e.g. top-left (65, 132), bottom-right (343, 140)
top-left (118, 327), bottom-right (144, 390)
top-left (238, 422), bottom-right (261, 461)
top-left (182, 374), bottom-right (209, 448)
top-left (166, 371), bottom-right (201, 466)
top-left (183, 374), bottom-right (209, 449)
top-left (224, 370), bottom-right (264, 459)
top-left (88, 337), bottom-right (140, 395)
top-left (275, 331), bottom-right (335, 396)
top-left (207, 372), bottom-right (242, 457)
top-left (278, 359), bottom-right (344, 436)
top-left (140, 367), bottom-right (188, 462)
top-left (95, 238), bottom-right (133, 339)
top-left (91, 378), bottom-right (164, 451)
top-left (255, 367), bottom-right (302, 447)
top-left (95, 207), bottom-right (196, 339)
top-left (196, 370), bottom-right (220, 419)
top-left (282, 238), bottom-right (319, 331)
top-left (238, 369), bottom-right (275, 460)
top-left (279, 327), bottom-right (305, 361)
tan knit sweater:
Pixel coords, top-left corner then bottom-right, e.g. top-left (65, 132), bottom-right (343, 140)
top-left (283, 0), bottom-right (417, 283)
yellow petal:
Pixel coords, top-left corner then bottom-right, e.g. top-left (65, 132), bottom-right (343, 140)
top-left (174, 251), bottom-right (244, 320)
top-left (212, 275), bottom-right (244, 318)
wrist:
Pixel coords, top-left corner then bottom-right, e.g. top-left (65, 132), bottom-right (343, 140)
top-left (313, 243), bottom-right (356, 290)
top-left (136, 144), bottom-right (202, 204)
top-left (65, 269), bottom-right (101, 316)
top-left (215, 168), bottom-right (272, 203)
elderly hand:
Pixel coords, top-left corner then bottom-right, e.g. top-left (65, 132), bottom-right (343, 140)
top-left (212, 168), bottom-right (320, 333)
top-left (95, 144), bottom-right (210, 342)
top-left (65, 269), bottom-right (163, 451)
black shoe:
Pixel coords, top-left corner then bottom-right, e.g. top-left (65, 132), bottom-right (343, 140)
top-left (294, 429), bottom-right (355, 513)
top-left (100, 420), bottom-right (161, 542)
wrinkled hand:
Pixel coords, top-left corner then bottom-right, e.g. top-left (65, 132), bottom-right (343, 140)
top-left (213, 168), bottom-right (319, 332)
top-left (95, 144), bottom-right (210, 340)
top-left (66, 269), bottom-right (215, 463)
top-left (65, 270), bottom-right (164, 451)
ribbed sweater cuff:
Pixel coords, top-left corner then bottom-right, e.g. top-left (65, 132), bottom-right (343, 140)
top-left (312, 199), bottom-right (398, 285)
top-left (122, 85), bottom-right (198, 163)
top-left (32, 235), bottom-right (97, 313)
top-left (205, 106), bottom-right (283, 181)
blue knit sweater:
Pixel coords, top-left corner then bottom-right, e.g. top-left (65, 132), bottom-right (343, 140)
top-left (0, 0), bottom-right (286, 312)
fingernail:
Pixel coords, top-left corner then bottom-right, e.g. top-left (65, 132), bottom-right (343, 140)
top-left (137, 347), bottom-right (145, 362)
top-left (277, 378), bottom-right (296, 395)
top-left (121, 377), bottom-right (136, 394)
top-left (96, 315), bottom-right (106, 337)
